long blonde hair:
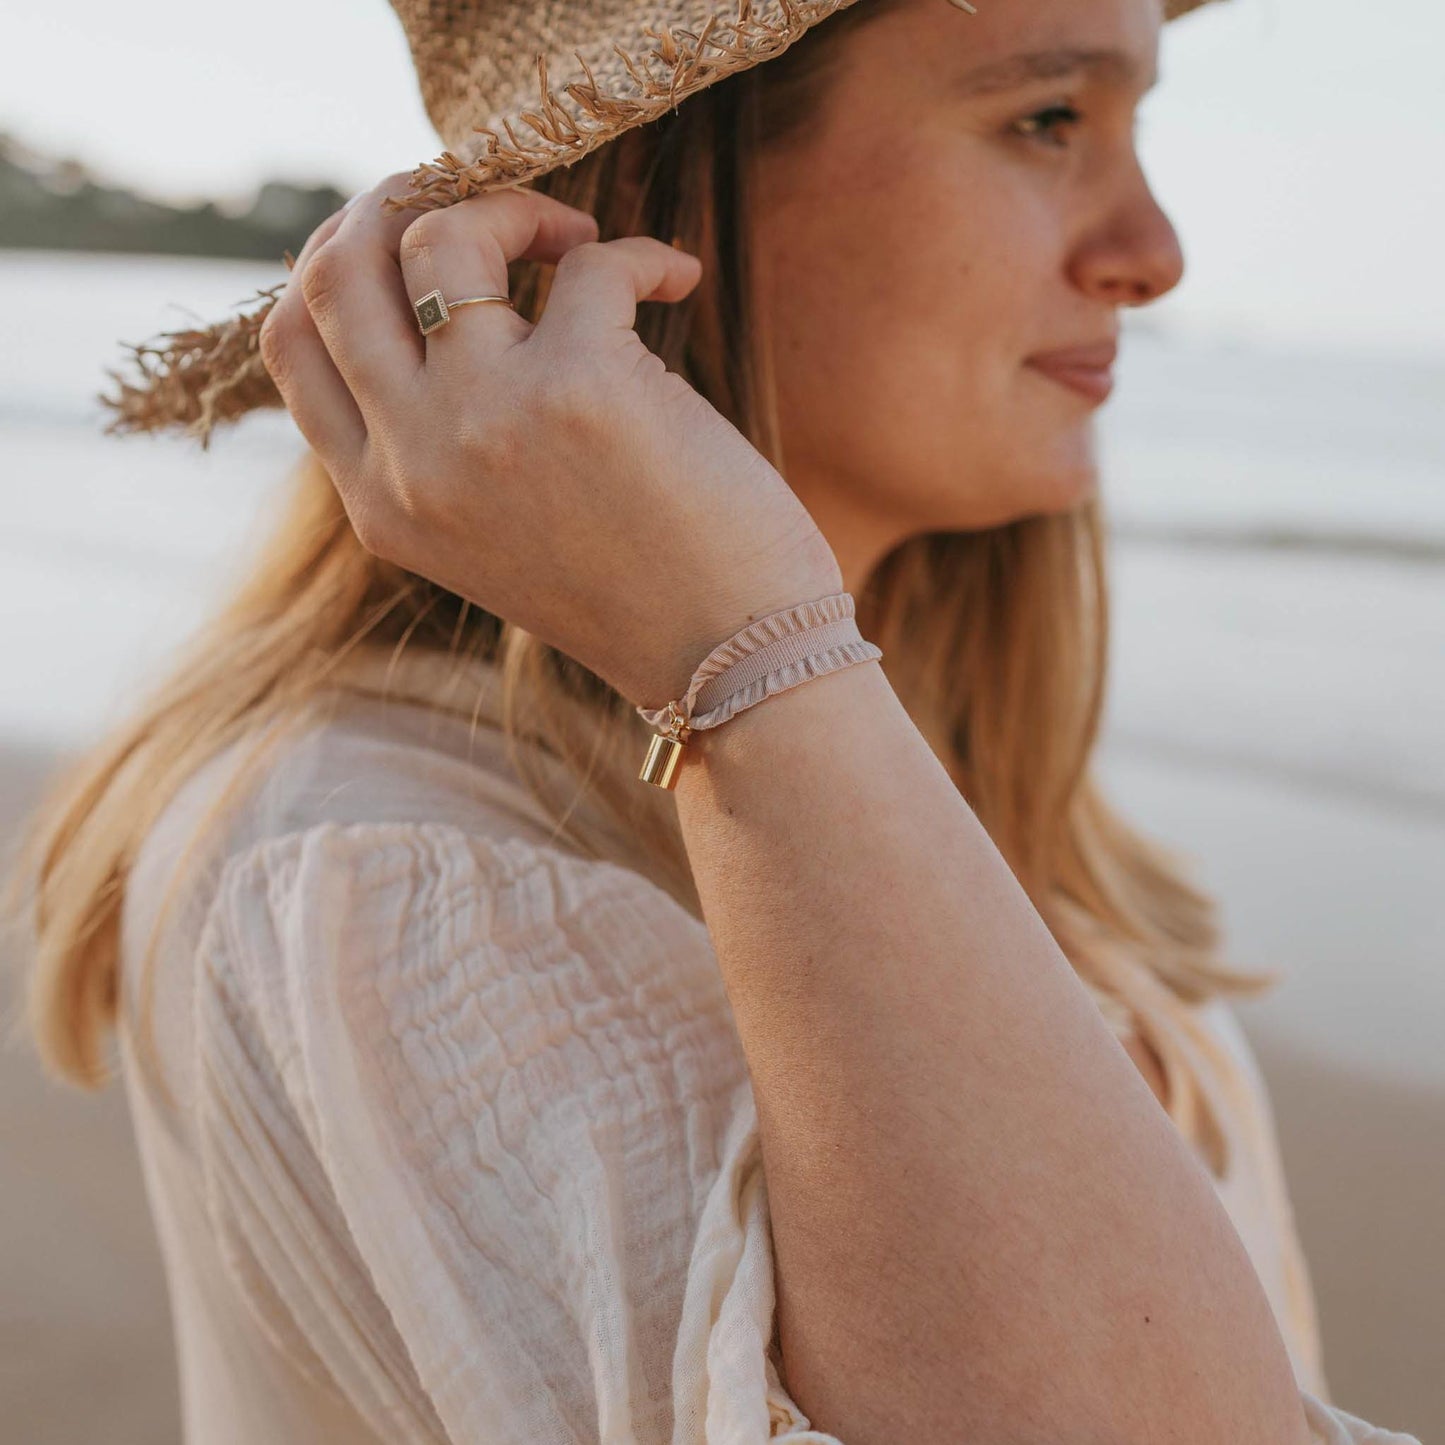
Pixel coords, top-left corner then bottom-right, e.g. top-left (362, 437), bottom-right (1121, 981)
top-left (1, 1), bottom-right (1278, 1177)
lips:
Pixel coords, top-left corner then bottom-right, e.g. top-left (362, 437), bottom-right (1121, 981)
top-left (1026, 339), bottom-right (1118, 404)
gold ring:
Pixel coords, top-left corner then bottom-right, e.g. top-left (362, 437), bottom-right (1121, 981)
top-left (412, 289), bottom-right (515, 337)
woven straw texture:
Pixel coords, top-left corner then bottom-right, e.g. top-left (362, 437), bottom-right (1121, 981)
top-left (97, 0), bottom-right (1222, 446)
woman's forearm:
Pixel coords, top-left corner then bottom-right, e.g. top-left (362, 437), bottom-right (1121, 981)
top-left (672, 659), bottom-right (1310, 1445)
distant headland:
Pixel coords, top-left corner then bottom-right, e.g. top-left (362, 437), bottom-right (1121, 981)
top-left (0, 131), bottom-right (348, 261)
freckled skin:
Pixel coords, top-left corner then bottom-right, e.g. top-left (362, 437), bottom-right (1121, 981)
top-left (748, 0), bottom-right (1187, 591)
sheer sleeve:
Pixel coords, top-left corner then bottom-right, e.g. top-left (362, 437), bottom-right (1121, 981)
top-left (191, 819), bottom-right (1423, 1445)
top-left (1300, 1394), bottom-right (1422, 1444)
top-left (193, 819), bottom-right (839, 1444)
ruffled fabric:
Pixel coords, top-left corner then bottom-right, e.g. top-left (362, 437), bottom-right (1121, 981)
top-left (635, 591), bottom-right (883, 733)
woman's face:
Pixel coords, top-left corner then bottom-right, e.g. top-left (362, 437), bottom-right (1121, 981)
top-left (749, 0), bottom-right (1185, 589)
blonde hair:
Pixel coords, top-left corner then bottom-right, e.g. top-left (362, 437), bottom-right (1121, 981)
top-left (1, 3), bottom-right (1278, 1178)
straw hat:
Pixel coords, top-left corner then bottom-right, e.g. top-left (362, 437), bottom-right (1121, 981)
top-left (98, 0), bottom-right (1219, 447)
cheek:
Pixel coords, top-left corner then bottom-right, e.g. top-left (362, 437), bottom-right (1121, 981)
top-left (760, 219), bottom-right (1031, 486)
top-left (751, 143), bottom-right (1093, 518)
top-left (763, 189), bottom-right (1018, 391)
top-left (815, 195), bottom-right (1046, 410)
top-left (770, 242), bottom-right (1025, 450)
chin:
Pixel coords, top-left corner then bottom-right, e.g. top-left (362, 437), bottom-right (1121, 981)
top-left (1034, 432), bottom-right (1100, 510)
top-left (998, 450), bottom-right (1099, 522)
top-left (918, 431), bottom-right (1099, 532)
top-left (1053, 460), bottom-right (1100, 509)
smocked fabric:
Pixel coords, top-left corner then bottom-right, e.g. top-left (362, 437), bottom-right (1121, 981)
top-left (114, 652), bottom-right (1423, 1443)
top-left (634, 591), bottom-right (883, 733)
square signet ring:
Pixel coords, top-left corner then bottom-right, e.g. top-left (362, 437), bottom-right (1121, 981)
top-left (412, 289), bottom-right (514, 336)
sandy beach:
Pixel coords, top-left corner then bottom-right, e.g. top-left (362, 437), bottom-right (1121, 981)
top-left (3, 250), bottom-right (1441, 1442)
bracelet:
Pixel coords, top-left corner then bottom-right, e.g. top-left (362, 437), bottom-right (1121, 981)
top-left (634, 590), bottom-right (883, 789)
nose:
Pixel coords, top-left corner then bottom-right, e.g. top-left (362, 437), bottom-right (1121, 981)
top-left (1070, 161), bottom-right (1186, 307)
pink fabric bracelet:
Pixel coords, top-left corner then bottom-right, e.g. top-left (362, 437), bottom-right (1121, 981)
top-left (635, 591), bottom-right (883, 788)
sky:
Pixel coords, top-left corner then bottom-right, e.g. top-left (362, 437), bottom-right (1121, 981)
top-left (3, 0), bottom-right (1443, 357)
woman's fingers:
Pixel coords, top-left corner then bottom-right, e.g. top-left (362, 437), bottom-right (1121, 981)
top-left (291, 169), bottom-right (431, 409)
top-left (260, 172), bottom-right (603, 479)
top-left (533, 235), bottom-right (703, 345)
top-left (395, 184), bottom-right (603, 357)
top-left (390, 188), bottom-right (603, 391)
top-left (306, 179), bottom-right (601, 412)
top-left (259, 202), bottom-right (367, 469)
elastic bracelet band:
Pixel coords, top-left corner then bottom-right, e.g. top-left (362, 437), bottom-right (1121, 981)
top-left (634, 590), bottom-right (883, 789)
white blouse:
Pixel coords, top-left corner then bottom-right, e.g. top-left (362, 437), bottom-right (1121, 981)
top-left (116, 649), bottom-right (1422, 1443)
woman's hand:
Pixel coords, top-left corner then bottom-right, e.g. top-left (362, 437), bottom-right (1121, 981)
top-left (257, 171), bottom-right (843, 710)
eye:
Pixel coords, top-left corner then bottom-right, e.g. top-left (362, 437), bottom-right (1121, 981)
top-left (1011, 103), bottom-right (1082, 149)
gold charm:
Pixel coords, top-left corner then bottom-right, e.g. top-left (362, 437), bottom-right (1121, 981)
top-left (638, 701), bottom-right (692, 790)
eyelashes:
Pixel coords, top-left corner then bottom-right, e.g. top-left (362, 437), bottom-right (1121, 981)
top-left (1011, 103), bottom-right (1083, 148)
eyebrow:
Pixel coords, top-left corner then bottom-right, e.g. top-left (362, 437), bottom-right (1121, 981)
top-left (952, 46), bottom-right (1158, 97)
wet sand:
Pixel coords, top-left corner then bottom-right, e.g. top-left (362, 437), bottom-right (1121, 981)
top-left (1, 742), bottom-right (180, 1445)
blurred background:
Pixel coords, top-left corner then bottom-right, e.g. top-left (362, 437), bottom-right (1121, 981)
top-left (1, 0), bottom-right (1441, 1440)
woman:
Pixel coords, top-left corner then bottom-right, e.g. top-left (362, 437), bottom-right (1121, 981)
top-left (3, 0), bottom-right (1424, 1439)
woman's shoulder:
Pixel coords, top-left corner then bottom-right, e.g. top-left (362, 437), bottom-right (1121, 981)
top-left (119, 676), bottom-right (713, 1139)
top-left (118, 655), bottom-right (673, 1079)
top-left (128, 654), bottom-right (597, 921)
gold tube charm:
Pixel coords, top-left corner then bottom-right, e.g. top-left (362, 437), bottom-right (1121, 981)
top-left (638, 701), bottom-right (692, 790)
